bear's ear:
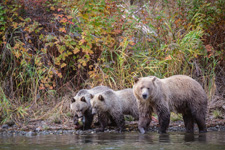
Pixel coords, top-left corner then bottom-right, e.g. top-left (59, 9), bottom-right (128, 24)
top-left (98, 95), bottom-right (104, 101)
top-left (133, 76), bottom-right (139, 83)
top-left (80, 96), bottom-right (86, 103)
top-left (90, 94), bottom-right (94, 99)
top-left (71, 97), bottom-right (76, 103)
top-left (152, 77), bottom-right (157, 85)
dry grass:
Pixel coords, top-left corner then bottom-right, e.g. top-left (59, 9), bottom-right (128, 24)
top-left (0, 0), bottom-right (224, 124)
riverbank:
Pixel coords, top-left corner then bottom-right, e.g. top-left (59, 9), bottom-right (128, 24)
top-left (1, 118), bottom-right (225, 136)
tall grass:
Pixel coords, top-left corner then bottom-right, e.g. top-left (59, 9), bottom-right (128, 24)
top-left (0, 0), bottom-right (222, 123)
top-left (91, 0), bottom-right (218, 96)
top-left (0, 87), bottom-right (28, 123)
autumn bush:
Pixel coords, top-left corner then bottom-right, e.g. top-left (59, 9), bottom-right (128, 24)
top-left (0, 0), bottom-right (224, 123)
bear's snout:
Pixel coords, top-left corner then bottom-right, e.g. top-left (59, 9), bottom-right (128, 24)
top-left (141, 88), bottom-right (149, 100)
top-left (92, 108), bottom-right (97, 115)
top-left (142, 94), bottom-right (148, 99)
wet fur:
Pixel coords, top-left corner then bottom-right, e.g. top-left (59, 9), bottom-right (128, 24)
top-left (91, 89), bottom-right (138, 132)
top-left (133, 75), bottom-right (208, 134)
top-left (70, 86), bottom-right (111, 129)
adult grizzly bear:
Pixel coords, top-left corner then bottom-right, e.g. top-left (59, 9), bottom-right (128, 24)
top-left (90, 88), bottom-right (139, 132)
top-left (133, 75), bottom-right (208, 134)
top-left (70, 86), bottom-right (111, 129)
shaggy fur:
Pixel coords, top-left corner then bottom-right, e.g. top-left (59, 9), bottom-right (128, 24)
top-left (70, 86), bottom-right (111, 129)
top-left (90, 88), bottom-right (138, 132)
top-left (133, 75), bottom-right (208, 134)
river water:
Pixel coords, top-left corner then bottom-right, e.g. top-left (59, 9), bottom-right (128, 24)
top-left (0, 131), bottom-right (225, 150)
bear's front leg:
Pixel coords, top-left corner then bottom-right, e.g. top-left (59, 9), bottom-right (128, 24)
top-left (112, 111), bottom-right (125, 133)
top-left (73, 114), bottom-right (79, 125)
top-left (137, 106), bottom-right (152, 134)
top-left (83, 109), bottom-right (94, 130)
top-left (96, 113), bottom-right (108, 132)
top-left (138, 115), bottom-right (151, 134)
top-left (156, 106), bottom-right (170, 133)
top-left (73, 114), bottom-right (83, 129)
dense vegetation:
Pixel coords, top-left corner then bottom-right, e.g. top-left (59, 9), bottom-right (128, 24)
top-left (0, 0), bottom-right (224, 124)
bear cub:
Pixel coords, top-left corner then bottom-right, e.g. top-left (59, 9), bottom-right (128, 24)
top-left (70, 86), bottom-right (110, 129)
top-left (90, 88), bottom-right (138, 132)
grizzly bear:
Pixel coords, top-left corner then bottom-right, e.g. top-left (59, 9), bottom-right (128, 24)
top-left (70, 86), bottom-right (111, 129)
top-left (133, 75), bottom-right (208, 134)
top-left (90, 88), bottom-right (139, 132)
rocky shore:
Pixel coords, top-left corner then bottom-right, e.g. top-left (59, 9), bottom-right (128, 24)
top-left (1, 119), bottom-right (225, 137)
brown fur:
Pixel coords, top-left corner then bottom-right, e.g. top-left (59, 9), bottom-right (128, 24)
top-left (70, 86), bottom-right (111, 129)
top-left (116, 88), bottom-right (139, 119)
top-left (133, 75), bottom-right (208, 134)
top-left (90, 88), bottom-right (138, 132)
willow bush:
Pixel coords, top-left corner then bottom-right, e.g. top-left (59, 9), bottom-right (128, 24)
top-left (0, 0), bottom-right (223, 123)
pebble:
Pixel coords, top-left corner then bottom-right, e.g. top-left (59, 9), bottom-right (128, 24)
top-left (76, 130), bottom-right (84, 134)
top-left (2, 124), bottom-right (9, 129)
top-left (26, 131), bottom-right (37, 136)
top-left (35, 127), bottom-right (41, 132)
top-left (1, 125), bottom-right (225, 136)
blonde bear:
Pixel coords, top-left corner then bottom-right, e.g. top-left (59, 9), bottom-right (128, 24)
top-left (133, 75), bottom-right (207, 134)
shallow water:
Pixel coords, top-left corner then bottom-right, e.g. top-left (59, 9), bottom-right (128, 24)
top-left (0, 131), bottom-right (225, 150)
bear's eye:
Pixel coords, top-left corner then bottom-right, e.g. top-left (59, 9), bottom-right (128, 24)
top-left (147, 87), bottom-right (150, 90)
top-left (140, 87), bottom-right (144, 90)
top-left (71, 98), bottom-right (76, 103)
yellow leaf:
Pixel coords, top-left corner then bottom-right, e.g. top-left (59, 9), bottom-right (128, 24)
top-left (79, 39), bottom-right (86, 45)
top-left (165, 55), bottom-right (172, 60)
top-left (73, 48), bottom-right (80, 54)
top-left (67, 15), bottom-right (73, 19)
top-left (59, 27), bottom-right (66, 33)
top-left (15, 51), bottom-right (21, 58)
top-left (129, 41), bottom-right (135, 46)
top-left (61, 63), bottom-right (67, 68)
top-left (55, 61), bottom-right (60, 66)
top-left (58, 73), bottom-right (62, 78)
top-left (82, 62), bottom-right (87, 66)
top-left (45, 84), bottom-right (50, 88)
top-left (50, 6), bottom-right (55, 11)
top-left (39, 86), bottom-right (45, 90)
top-left (12, 22), bottom-right (18, 29)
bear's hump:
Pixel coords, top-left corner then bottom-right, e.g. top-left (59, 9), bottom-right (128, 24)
top-left (91, 86), bottom-right (111, 94)
top-left (161, 75), bottom-right (201, 86)
top-left (77, 89), bottom-right (89, 96)
top-left (98, 90), bottom-right (117, 101)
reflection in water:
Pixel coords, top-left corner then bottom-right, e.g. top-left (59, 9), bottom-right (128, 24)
top-left (198, 133), bottom-right (207, 142)
top-left (184, 133), bottom-right (195, 142)
top-left (138, 133), bottom-right (153, 143)
top-left (0, 131), bottom-right (225, 150)
top-left (184, 133), bottom-right (207, 142)
top-left (159, 133), bottom-right (170, 143)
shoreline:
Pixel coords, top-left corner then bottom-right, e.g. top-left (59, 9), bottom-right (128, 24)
top-left (1, 120), bottom-right (225, 137)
